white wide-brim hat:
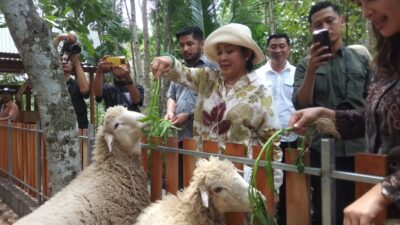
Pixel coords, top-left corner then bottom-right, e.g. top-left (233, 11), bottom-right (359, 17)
top-left (204, 23), bottom-right (265, 65)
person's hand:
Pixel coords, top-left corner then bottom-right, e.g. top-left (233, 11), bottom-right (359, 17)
top-left (170, 113), bottom-right (189, 127)
top-left (164, 112), bottom-right (174, 121)
top-left (69, 53), bottom-right (81, 67)
top-left (55, 33), bottom-right (77, 45)
top-left (112, 64), bottom-right (131, 81)
top-left (343, 183), bottom-right (391, 225)
top-left (97, 56), bottom-right (114, 73)
top-left (288, 107), bottom-right (334, 135)
top-left (307, 42), bottom-right (333, 74)
top-left (151, 56), bottom-right (174, 79)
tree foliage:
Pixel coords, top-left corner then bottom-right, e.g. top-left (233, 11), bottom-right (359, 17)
top-left (37, 0), bottom-right (131, 66)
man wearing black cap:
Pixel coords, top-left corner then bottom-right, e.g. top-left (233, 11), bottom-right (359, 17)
top-left (0, 88), bottom-right (19, 121)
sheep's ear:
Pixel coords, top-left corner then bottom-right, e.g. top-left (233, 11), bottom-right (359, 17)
top-left (104, 133), bottom-right (114, 153)
top-left (199, 184), bottom-right (209, 208)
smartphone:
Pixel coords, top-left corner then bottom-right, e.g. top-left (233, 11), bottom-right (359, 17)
top-left (312, 28), bottom-right (332, 56)
top-left (105, 56), bottom-right (126, 66)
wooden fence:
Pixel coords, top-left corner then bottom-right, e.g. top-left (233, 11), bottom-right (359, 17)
top-left (0, 120), bottom-right (313, 224)
top-left (1, 120), bottom-right (395, 224)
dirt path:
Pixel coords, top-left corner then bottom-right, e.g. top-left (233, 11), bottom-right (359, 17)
top-left (0, 199), bottom-right (18, 225)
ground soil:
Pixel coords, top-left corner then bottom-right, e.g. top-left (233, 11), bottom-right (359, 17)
top-left (0, 199), bottom-right (17, 225)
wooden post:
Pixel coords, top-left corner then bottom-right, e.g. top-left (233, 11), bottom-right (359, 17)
top-left (165, 137), bottom-right (179, 195)
top-left (225, 143), bottom-right (246, 225)
top-left (182, 138), bottom-right (196, 187)
top-left (252, 145), bottom-right (276, 216)
top-left (285, 149), bottom-right (311, 225)
top-left (149, 137), bottom-right (163, 202)
top-left (355, 153), bottom-right (388, 222)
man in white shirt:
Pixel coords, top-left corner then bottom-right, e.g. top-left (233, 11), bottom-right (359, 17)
top-left (256, 32), bottom-right (297, 225)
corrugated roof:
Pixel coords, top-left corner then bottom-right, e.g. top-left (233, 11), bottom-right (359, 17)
top-left (0, 28), bottom-right (18, 54)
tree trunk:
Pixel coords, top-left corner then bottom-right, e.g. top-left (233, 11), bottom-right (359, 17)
top-left (268, 0), bottom-right (276, 34)
top-left (141, 0), bottom-right (151, 107)
top-left (129, 0), bottom-right (144, 85)
top-left (154, 0), bottom-right (162, 56)
top-left (1, 0), bottom-right (82, 195)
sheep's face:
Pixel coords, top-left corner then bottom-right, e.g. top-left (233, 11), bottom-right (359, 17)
top-left (103, 106), bottom-right (145, 155)
top-left (195, 157), bottom-right (253, 213)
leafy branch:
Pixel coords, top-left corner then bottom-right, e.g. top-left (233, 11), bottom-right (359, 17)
top-left (249, 117), bottom-right (339, 225)
top-left (139, 79), bottom-right (180, 147)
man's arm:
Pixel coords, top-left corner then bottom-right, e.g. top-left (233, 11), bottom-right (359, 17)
top-left (70, 54), bottom-right (89, 95)
top-left (94, 58), bottom-right (113, 98)
top-left (294, 43), bottom-right (332, 108)
top-left (164, 98), bottom-right (176, 121)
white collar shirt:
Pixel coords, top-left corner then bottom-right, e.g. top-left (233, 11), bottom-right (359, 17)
top-left (256, 60), bottom-right (298, 142)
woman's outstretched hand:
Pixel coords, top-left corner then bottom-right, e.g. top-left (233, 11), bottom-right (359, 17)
top-left (150, 56), bottom-right (174, 79)
top-left (288, 107), bottom-right (335, 135)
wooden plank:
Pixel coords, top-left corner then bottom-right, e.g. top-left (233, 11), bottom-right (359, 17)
top-left (165, 137), bottom-right (179, 195)
top-left (26, 123), bottom-right (35, 196)
top-left (42, 135), bottom-right (50, 197)
top-left (203, 140), bottom-right (218, 154)
top-left (0, 121), bottom-right (6, 176)
top-left (11, 122), bottom-right (19, 186)
top-left (141, 136), bottom-right (148, 176)
top-left (252, 145), bottom-right (276, 218)
top-left (225, 143), bottom-right (246, 225)
top-left (149, 137), bottom-right (162, 202)
top-left (285, 149), bottom-right (311, 225)
top-left (80, 129), bottom-right (89, 169)
top-left (355, 153), bottom-right (388, 222)
top-left (182, 138), bottom-right (196, 187)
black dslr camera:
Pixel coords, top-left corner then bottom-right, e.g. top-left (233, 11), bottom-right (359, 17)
top-left (61, 41), bottom-right (81, 55)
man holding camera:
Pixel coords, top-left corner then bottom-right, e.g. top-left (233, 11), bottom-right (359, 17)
top-left (55, 32), bottom-right (90, 129)
top-left (292, 2), bottom-right (372, 224)
top-left (94, 56), bottom-right (144, 112)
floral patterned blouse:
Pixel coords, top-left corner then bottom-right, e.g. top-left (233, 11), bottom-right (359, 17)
top-left (165, 60), bottom-right (283, 190)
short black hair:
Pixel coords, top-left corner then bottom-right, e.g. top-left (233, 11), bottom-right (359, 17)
top-left (308, 1), bottom-right (341, 24)
top-left (267, 33), bottom-right (290, 46)
top-left (175, 26), bottom-right (204, 42)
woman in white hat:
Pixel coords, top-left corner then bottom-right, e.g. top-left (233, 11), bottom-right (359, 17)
top-left (151, 23), bottom-right (282, 191)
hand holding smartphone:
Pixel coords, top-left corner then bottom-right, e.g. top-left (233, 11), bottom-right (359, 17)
top-left (312, 28), bottom-right (332, 57)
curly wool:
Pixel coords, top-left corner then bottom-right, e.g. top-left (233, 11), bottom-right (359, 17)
top-left (14, 106), bottom-right (150, 225)
top-left (135, 157), bottom-right (252, 225)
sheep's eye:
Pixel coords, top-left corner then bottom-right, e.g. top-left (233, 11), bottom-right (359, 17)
top-left (213, 187), bottom-right (223, 193)
top-left (114, 123), bottom-right (119, 129)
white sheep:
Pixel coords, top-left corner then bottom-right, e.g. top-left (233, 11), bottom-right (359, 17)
top-left (135, 156), bottom-right (260, 225)
top-left (15, 106), bottom-right (150, 225)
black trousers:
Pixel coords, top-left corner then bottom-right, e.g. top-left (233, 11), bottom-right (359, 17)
top-left (310, 152), bottom-right (355, 225)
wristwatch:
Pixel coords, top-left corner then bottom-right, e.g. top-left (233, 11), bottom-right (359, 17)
top-left (125, 80), bottom-right (133, 85)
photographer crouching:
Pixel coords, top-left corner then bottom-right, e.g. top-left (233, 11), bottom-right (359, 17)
top-left (55, 32), bottom-right (90, 129)
top-left (94, 56), bottom-right (144, 112)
